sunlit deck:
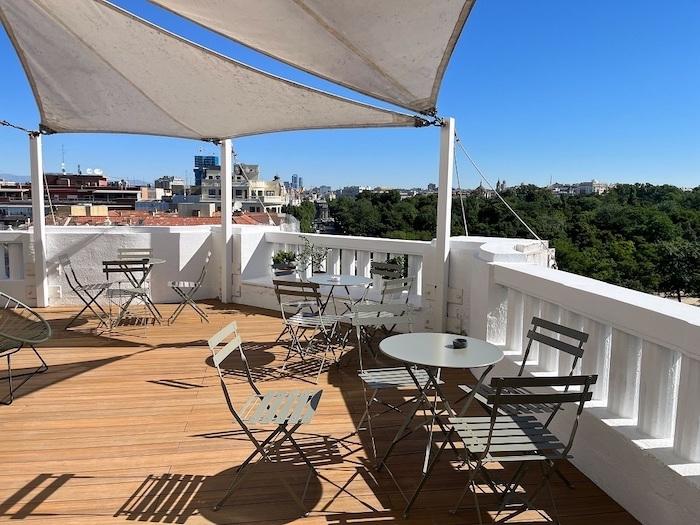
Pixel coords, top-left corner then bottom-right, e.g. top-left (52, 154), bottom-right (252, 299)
top-left (0, 302), bottom-right (639, 524)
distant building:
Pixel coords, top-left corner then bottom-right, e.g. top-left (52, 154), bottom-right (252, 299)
top-left (548, 179), bottom-right (610, 196)
top-left (298, 177), bottom-right (304, 190)
top-left (427, 183), bottom-right (437, 192)
top-left (291, 174), bottom-right (299, 189)
top-left (154, 175), bottom-right (186, 195)
top-left (193, 155), bottom-right (218, 186)
top-left (200, 162), bottom-right (289, 213)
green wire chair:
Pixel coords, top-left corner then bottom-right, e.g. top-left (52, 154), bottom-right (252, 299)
top-left (0, 292), bottom-right (51, 405)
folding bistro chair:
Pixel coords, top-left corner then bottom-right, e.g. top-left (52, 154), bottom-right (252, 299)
top-left (59, 256), bottom-right (113, 328)
top-left (104, 259), bottom-right (162, 326)
top-left (347, 303), bottom-right (427, 458)
top-left (273, 279), bottom-right (318, 344)
top-left (208, 321), bottom-right (323, 513)
top-left (460, 317), bottom-right (589, 426)
top-left (273, 279), bottom-right (342, 382)
top-left (167, 251), bottom-right (211, 324)
top-left (444, 375), bottom-right (597, 524)
top-left (0, 292), bottom-right (51, 405)
top-left (370, 261), bottom-right (403, 280)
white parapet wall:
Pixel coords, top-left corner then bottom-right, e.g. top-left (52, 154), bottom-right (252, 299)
top-left (476, 259), bottom-right (700, 525)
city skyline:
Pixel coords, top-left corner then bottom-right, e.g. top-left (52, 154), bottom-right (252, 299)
top-left (1, 0), bottom-right (699, 189)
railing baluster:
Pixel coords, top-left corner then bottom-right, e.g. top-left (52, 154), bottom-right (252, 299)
top-left (327, 249), bottom-right (340, 274)
top-left (505, 289), bottom-right (524, 354)
top-left (521, 295), bottom-right (541, 364)
top-left (607, 329), bottom-right (642, 419)
top-left (673, 354), bottom-right (700, 461)
top-left (407, 255), bottom-right (422, 296)
top-left (356, 251), bottom-right (371, 278)
top-left (539, 301), bottom-right (561, 373)
top-left (340, 248), bottom-right (356, 276)
top-left (581, 318), bottom-right (611, 402)
top-left (638, 341), bottom-right (680, 439)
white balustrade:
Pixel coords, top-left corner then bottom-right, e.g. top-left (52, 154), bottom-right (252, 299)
top-left (493, 261), bottom-right (700, 465)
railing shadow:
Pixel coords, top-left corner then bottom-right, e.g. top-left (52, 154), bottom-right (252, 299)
top-left (0, 473), bottom-right (92, 520)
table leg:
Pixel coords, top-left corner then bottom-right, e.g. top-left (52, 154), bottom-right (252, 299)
top-left (401, 364), bottom-right (495, 517)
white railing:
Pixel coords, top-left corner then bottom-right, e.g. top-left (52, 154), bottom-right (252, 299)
top-left (492, 262), bottom-right (700, 463)
top-left (0, 242), bottom-right (24, 281)
top-left (264, 231), bottom-right (431, 296)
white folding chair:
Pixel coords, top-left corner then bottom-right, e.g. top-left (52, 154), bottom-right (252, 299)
top-left (59, 257), bottom-right (113, 328)
top-left (208, 321), bottom-right (323, 513)
top-left (347, 303), bottom-right (437, 459)
top-left (273, 279), bottom-right (342, 382)
top-left (167, 251), bottom-right (211, 324)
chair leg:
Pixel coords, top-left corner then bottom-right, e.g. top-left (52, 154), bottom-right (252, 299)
top-left (214, 427), bottom-right (282, 511)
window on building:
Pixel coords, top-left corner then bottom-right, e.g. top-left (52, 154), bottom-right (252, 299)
top-left (265, 191), bottom-right (274, 196)
top-left (235, 190), bottom-right (242, 197)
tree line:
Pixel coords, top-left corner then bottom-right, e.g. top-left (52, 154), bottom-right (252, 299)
top-left (286, 184), bottom-right (700, 301)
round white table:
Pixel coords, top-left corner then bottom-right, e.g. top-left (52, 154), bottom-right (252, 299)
top-left (308, 274), bottom-right (372, 313)
top-left (377, 332), bottom-right (503, 515)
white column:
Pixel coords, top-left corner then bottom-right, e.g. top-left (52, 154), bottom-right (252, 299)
top-left (220, 139), bottom-right (233, 303)
top-left (434, 117), bottom-right (455, 331)
top-left (30, 133), bottom-right (48, 307)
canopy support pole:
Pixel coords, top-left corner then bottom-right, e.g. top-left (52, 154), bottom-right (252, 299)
top-left (29, 133), bottom-right (49, 307)
top-left (433, 117), bottom-right (455, 332)
top-left (220, 139), bottom-right (233, 303)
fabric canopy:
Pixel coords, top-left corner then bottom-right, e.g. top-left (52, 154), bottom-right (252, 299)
top-left (152, 0), bottom-right (476, 114)
top-left (0, 0), bottom-right (418, 140)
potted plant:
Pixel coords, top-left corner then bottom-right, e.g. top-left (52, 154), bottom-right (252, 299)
top-left (271, 250), bottom-right (297, 276)
top-left (297, 237), bottom-right (329, 274)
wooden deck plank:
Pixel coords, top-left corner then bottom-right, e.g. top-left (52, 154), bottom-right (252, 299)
top-left (0, 302), bottom-right (639, 524)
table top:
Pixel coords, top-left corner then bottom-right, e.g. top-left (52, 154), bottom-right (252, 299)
top-left (308, 274), bottom-right (372, 287)
top-left (379, 332), bottom-right (503, 369)
top-left (103, 258), bottom-right (166, 266)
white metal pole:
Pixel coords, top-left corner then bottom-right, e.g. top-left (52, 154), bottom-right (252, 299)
top-left (29, 133), bottom-right (49, 307)
top-left (434, 117), bottom-right (455, 332)
top-left (220, 139), bottom-right (233, 303)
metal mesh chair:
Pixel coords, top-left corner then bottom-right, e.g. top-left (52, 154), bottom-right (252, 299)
top-left (370, 261), bottom-right (403, 280)
top-left (0, 292), bottom-right (51, 405)
top-left (59, 256), bottom-right (113, 328)
top-left (273, 279), bottom-right (342, 382)
top-left (167, 251), bottom-right (211, 324)
top-left (208, 321), bottom-right (322, 513)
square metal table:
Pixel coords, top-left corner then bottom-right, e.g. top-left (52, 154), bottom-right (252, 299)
top-left (102, 257), bottom-right (166, 325)
top-left (375, 332), bottom-right (503, 515)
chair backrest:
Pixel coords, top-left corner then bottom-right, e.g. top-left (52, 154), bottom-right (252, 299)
top-left (519, 317), bottom-right (589, 377)
top-left (0, 291), bottom-right (51, 348)
top-left (272, 279), bottom-right (322, 314)
top-left (196, 251), bottom-right (212, 285)
top-left (484, 374), bottom-right (597, 459)
top-left (350, 302), bottom-right (415, 329)
top-left (118, 247), bottom-right (153, 260)
top-left (208, 321), bottom-right (260, 397)
top-left (380, 276), bottom-right (414, 304)
top-left (59, 256), bottom-right (84, 291)
top-left (370, 261), bottom-right (403, 280)
top-left (351, 303), bottom-right (414, 369)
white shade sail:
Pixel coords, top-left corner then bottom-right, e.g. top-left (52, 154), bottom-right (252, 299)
top-left (0, 0), bottom-right (418, 140)
top-left (152, 0), bottom-right (475, 114)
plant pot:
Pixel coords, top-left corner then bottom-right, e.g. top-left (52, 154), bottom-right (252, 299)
top-left (272, 263), bottom-right (296, 276)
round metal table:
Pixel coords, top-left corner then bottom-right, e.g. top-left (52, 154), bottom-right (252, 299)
top-left (308, 274), bottom-right (372, 313)
top-left (377, 332), bottom-right (503, 514)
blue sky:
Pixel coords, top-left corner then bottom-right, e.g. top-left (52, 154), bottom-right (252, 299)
top-left (1, 1), bottom-right (698, 189)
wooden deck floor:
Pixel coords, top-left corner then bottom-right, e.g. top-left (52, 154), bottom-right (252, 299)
top-left (0, 301), bottom-right (639, 524)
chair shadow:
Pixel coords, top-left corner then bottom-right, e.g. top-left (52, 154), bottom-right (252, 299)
top-left (115, 462), bottom-right (323, 524)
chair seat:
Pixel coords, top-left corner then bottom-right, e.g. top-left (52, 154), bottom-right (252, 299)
top-left (76, 282), bottom-right (112, 292)
top-left (288, 312), bottom-right (342, 328)
top-left (168, 280), bottom-right (196, 288)
top-left (359, 366), bottom-right (442, 389)
top-left (448, 414), bottom-right (567, 463)
top-left (459, 383), bottom-right (562, 415)
top-left (239, 389), bottom-right (321, 425)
